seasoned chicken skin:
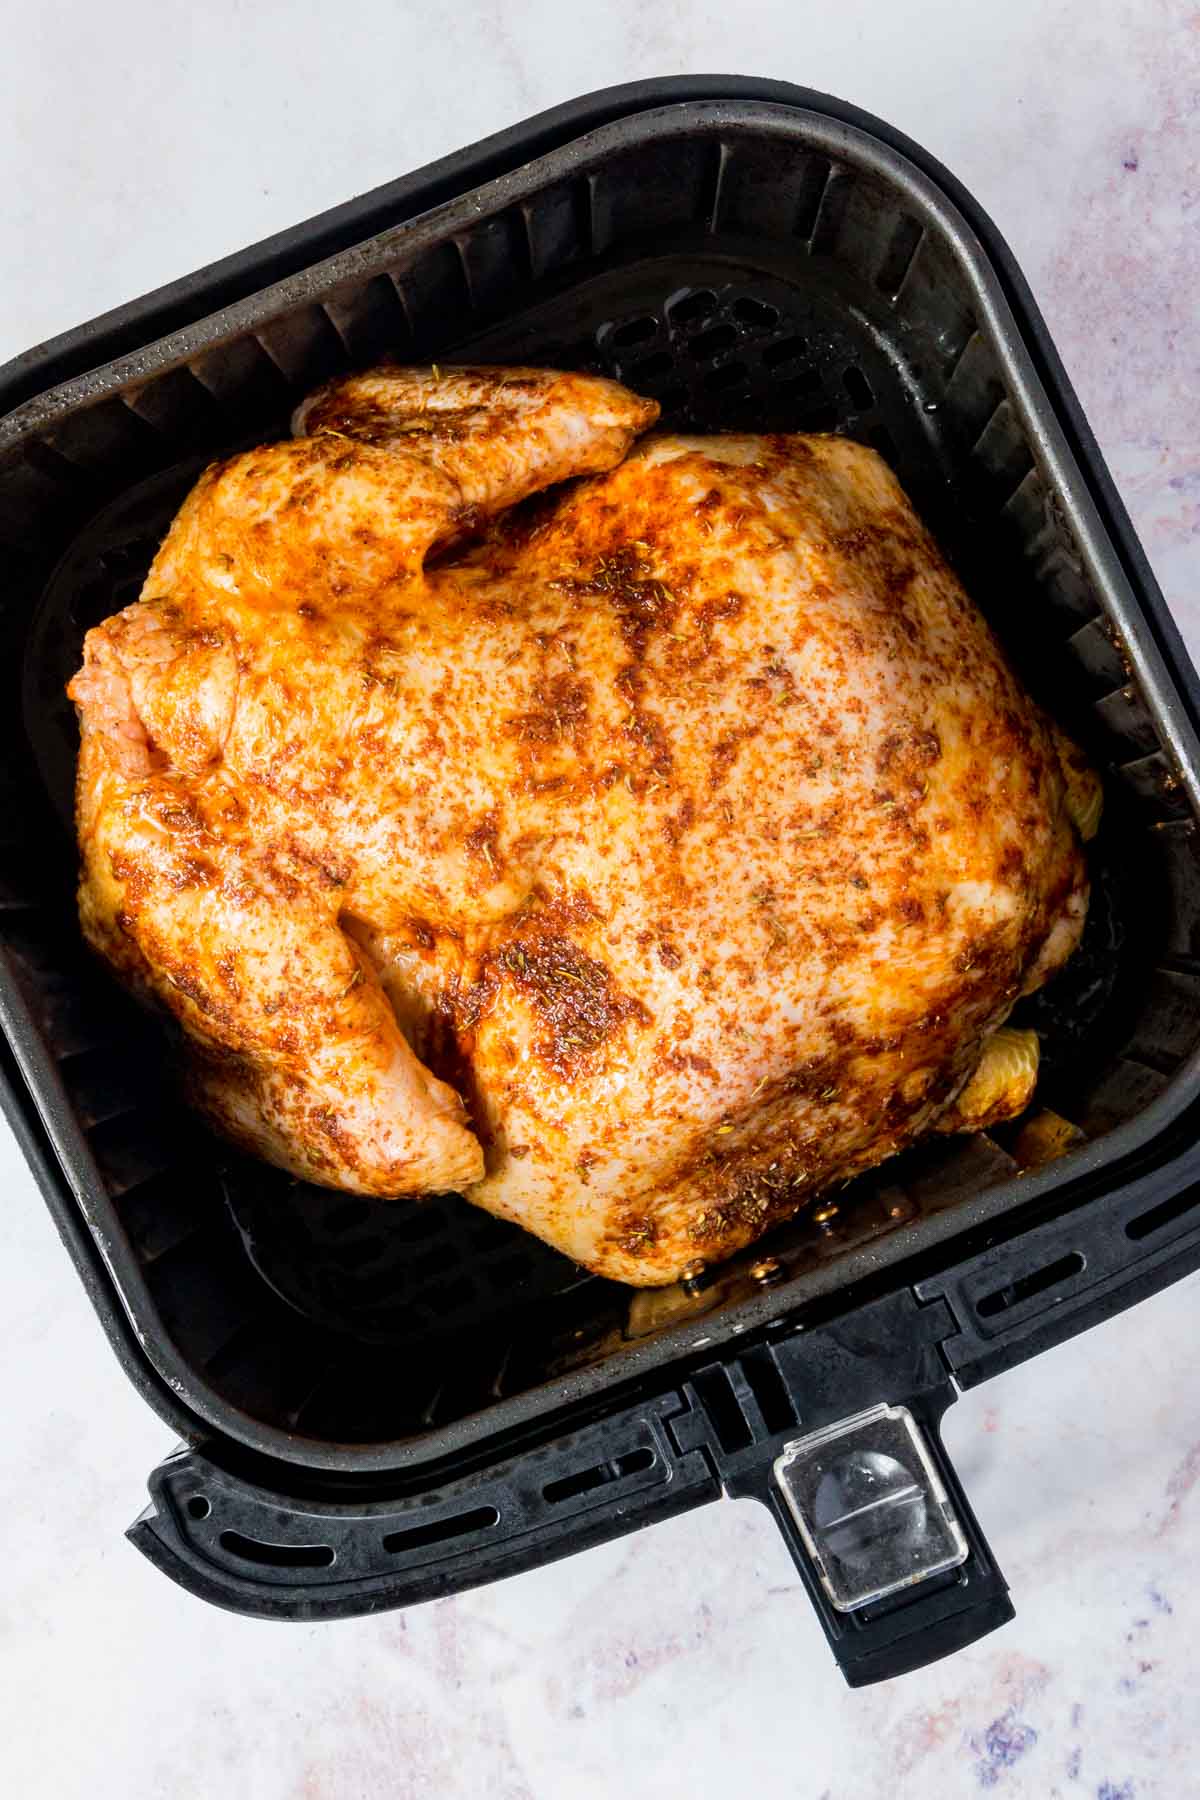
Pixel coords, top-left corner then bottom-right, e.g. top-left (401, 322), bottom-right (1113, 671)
top-left (70, 365), bottom-right (1090, 1284)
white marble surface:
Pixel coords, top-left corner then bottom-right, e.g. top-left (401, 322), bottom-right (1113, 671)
top-left (2, 2), bottom-right (1199, 1795)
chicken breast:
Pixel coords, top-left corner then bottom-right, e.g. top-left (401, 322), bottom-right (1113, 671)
top-left (69, 365), bottom-right (1091, 1284)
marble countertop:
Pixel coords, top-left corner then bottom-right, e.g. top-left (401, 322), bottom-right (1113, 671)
top-left (2, 2), bottom-right (1198, 1795)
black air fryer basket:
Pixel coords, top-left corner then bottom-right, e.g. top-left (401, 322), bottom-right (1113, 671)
top-left (4, 78), bottom-right (1200, 1685)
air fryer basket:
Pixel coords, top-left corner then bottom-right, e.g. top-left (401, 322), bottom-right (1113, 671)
top-left (4, 80), bottom-right (1200, 1682)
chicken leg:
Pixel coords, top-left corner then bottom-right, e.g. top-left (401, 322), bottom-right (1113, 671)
top-left (70, 369), bottom-right (656, 1195)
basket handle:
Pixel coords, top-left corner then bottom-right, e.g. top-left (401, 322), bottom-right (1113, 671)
top-left (669, 1292), bottom-right (1012, 1684)
top-left (127, 1393), bottom-right (719, 1621)
top-left (129, 1290), bottom-right (1014, 1683)
top-left (727, 1398), bottom-right (1012, 1684)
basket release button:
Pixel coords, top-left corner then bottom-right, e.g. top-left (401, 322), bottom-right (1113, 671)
top-left (773, 1401), bottom-right (969, 1612)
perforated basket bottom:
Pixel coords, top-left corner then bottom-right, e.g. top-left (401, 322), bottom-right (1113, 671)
top-left (18, 249), bottom-right (1179, 1437)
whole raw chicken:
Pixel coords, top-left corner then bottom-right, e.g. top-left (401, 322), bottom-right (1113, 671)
top-left (70, 366), bottom-right (1097, 1285)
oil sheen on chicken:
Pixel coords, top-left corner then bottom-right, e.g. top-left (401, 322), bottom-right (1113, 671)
top-left (69, 365), bottom-right (1095, 1285)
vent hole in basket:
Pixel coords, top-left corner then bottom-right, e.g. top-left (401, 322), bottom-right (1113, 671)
top-left (733, 296), bottom-right (779, 331)
top-left (405, 1245), bottom-right (461, 1282)
top-left (186, 1495), bottom-right (211, 1520)
top-left (219, 1530), bottom-right (335, 1569)
top-left (976, 1250), bottom-right (1084, 1318)
top-left (691, 1365), bottom-right (752, 1452)
top-left (795, 400), bottom-right (840, 431)
top-left (630, 351), bottom-right (674, 383)
top-left (705, 362), bottom-right (749, 393)
top-left (382, 1504), bottom-right (499, 1554)
top-left (323, 1199), bottom-right (372, 1234)
top-left (610, 315), bottom-right (658, 348)
top-left (670, 289), bottom-right (717, 326)
top-left (328, 1234), bottom-right (390, 1271)
top-left (875, 214), bottom-right (924, 297)
top-left (1126, 1188), bottom-right (1200, 1242)
top-left (775, 367), bottom-right (823, 401)
top-left (488, 1251), bottom-right (534, 1287)
top-left (689, 323), bottom-right (739, 360)
top-left (543, 1445), bottom-right (655, 1506)
top-left (739, 1347), bottom-right (796, 1434)
top-left (843, 366), bottom-right (874, 409)
top-left (381, 1209), bottom-right (446, 1245)
top-left (99, 541), bottom-right (157, 581)
top-left (764, 334), bottom-right (808, 369)
top-left (426, 1275), bottom-right (475, 1310)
